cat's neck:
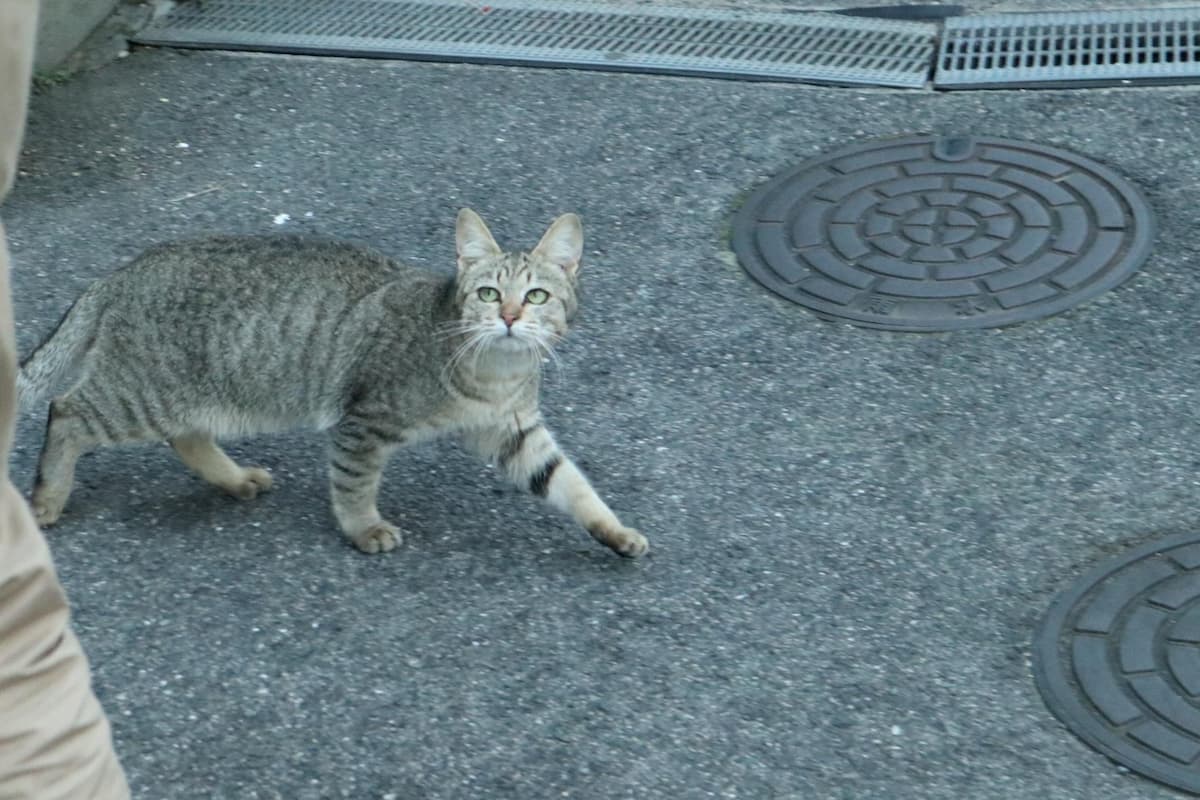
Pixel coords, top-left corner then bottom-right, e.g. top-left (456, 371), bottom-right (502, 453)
top-left (447, 343), bottom-right (542, 403)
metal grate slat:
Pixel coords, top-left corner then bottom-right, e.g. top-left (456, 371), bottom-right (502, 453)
top-left (131, 0), bottom-right (937, 88)
top-left (936, 7), bottom-right (1200, 88)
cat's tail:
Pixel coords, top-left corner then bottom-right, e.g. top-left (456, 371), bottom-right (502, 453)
top-left (17, 294), bottom-right (100, 411)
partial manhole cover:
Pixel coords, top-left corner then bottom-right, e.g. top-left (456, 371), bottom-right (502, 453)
top-left (731, 135), bottom-right (1154, 331)
top-left (1034, 533), bottom-right (1200, 795)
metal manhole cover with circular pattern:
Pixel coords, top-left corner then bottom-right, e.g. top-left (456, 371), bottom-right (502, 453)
top-left (731, 134), bottom-right (1154, 331)
top-left (1034, 533), bottom-right (1200, 795)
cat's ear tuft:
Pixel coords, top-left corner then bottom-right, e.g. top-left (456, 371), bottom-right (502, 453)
top-left (456, 208), bottom-right (502, 271)
top-left (532, 213), bottom-right (583, 278)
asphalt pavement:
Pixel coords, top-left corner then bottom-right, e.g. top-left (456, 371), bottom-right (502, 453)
top-left (6, 3), bottom-right (1200, 798)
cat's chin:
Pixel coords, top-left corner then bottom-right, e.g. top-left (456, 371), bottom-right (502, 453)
top-left (488, 334), bottom-right (536, 352)
top-left (483, 335), bottom-right (543, 366)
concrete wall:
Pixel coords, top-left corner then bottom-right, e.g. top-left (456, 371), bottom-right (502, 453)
top-left (35, 0), bottom-right (120, 70)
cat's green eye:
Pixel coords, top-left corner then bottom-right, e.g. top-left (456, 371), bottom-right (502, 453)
top-left (477, 287), bottom-right (501, 302)
top-left (525, 288), bottom-right (550, 305)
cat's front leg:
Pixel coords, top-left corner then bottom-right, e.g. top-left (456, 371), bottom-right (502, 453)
top-left (328, 421), bottom-right (400, 554)
top-left (468, 421), bottom-right (648, 557)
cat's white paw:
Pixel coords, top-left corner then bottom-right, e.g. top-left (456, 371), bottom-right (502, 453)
top-left (353, 521), bottom-right (401, 554)
top-left (591, 525), bottom-right (649, 558)
top-left (226, 467), bottom-right (273, 500)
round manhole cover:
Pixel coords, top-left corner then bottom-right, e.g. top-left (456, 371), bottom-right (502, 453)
top-left (1034, 533), bottom-right (1200, 794)
top-left (731, 134), bottom-right (1154, 331)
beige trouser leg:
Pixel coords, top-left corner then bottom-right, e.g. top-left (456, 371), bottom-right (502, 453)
top-left (0, 484), bottom-right (130, 800)
top-left (0, 2), bottom-right (131, 798)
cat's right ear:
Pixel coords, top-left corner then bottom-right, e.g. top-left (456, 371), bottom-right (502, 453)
top-left (456, 208), bottom-right (502, 272)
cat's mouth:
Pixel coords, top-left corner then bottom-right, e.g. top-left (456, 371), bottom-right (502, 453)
top-left (491, 320), bottom-right (528, 343)
top-left (491, 332), bottom-right (530, 349)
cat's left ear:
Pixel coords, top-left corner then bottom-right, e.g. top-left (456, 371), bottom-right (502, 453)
top-left (532, 213), bottom-right (583, 278)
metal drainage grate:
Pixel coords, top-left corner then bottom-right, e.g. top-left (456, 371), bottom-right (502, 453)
top-left (131, 0), bottom-right (938, 88)
top-left (730, 135), bottom-right (1154, 332)
top-left (936, 7), bottom-right (1200, 89)
top-left (1034, 533), bottom-right (1200, 795)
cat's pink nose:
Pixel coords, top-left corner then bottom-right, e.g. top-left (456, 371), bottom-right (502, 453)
top-left (501, 310), bottom-right (519, 327)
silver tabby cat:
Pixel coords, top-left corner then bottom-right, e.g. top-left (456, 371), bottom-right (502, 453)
top-left (18, 209), bottom-right (648, 557)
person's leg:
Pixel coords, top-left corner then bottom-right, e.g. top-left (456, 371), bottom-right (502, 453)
top-left (0, 2), bottom-right (131, 797)
top-left (0, 0), bottom-right (37, 463)
top-left (0, 482), bottom-right (130, 799)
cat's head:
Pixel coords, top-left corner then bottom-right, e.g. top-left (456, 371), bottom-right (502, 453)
top-left (452, 208), bottom-right (582, 357)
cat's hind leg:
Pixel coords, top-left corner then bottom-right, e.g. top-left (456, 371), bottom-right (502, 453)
top-left (32, 394), bottom-right (116, 526)
top-left (171, 432), bottom-right (273, 500)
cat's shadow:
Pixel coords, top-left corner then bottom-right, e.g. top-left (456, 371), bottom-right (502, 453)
top-left (47, 470), bottom-right (325, 553)
top-left (40, 448), bottom-right (654, 567)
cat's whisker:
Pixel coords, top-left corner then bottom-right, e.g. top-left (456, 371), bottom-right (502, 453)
top-left (435, 321), bottom-right (484, 341)
top-left (531, 335), bottom-right (564, 381)
top-left (439, 319), bottom-right (481, 331)
top-left (466, 334), bottom-right (492, 374)
top-left (450, 335), bottom-right (486, 375)
top-left (441, 329), bottom-right (490, 382)
top-left (467, 332), bottom-right (496, 373)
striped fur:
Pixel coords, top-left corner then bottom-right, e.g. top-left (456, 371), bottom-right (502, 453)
top-left (20, 209), bottom-right (647, 558)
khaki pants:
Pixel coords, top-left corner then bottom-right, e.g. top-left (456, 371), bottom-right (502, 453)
top-left (0, 2), bottom-right (130, 798)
